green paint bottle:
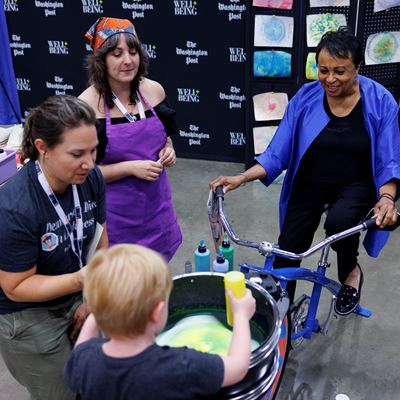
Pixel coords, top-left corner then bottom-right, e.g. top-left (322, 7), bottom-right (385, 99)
top-left (219, 233), bottom-right (234, 271)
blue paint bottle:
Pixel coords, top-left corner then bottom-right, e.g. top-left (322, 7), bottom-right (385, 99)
top-left (213, 251), bottom-right (229, 273)
top-left (194, 240), bottom-right (210, 272)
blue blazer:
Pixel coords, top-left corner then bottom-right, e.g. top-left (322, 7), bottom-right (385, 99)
top-left (256, 75), bottom-right (400, 257)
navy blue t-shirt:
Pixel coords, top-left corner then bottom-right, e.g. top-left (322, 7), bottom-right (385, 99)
top-left (64, 339), bottom-right (224, 400)
top-left (0, 161), bottom-right (106, 314)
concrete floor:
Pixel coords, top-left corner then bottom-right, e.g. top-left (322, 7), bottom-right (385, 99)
top-left (1, 158), bottom-right (400, 399)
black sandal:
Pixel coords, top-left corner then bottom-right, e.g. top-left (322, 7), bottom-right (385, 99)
top-left (334, 264), bottom-right (363, 316)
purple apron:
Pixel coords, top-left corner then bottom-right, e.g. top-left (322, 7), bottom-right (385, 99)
top-left (101, 92), bottom-right (182, 261)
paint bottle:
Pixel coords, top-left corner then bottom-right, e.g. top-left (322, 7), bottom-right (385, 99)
top-left (194, 240), bottom-right (210, 272)
top-left (184, 260), bottom-right (192, 274)
top-left (213, 251), bottom-right (229, 273)
top-left (219, 232), bottom-right (234, 271)
top-left (224, 271), bottom-right (246, 326)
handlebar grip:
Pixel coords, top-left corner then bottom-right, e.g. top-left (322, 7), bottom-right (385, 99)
top-left (363, 218), bottom-right (376, 230)
top-left (215, 185), bottom-right (224, 199)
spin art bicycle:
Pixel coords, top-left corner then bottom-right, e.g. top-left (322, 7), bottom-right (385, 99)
top-left (193, 185), bottom-right (380, 400)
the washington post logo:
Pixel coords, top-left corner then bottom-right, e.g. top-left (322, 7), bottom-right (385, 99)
top-left (174, 0), bottom-right (197, 15)
top-left (177, 88), bottom-right (200, 103)
top-left (16, 78), bottom-right (31, 91)
top-left (48, 41), bottom-right (69, 55)
top-left (142, 43), bottom-right (157, 59)
top-left (81, 0), bottom-right (103, 13)
top-left (4, 0), bottom-right (19, 11)
top-left (229, 47), bottom-right (245, 62)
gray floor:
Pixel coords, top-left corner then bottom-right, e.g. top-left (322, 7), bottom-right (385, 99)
top-left (1, 158), bottom-right (400, 400)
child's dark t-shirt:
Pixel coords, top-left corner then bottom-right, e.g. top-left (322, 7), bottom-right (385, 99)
top-left (64, 339), bottom-right (224, 400)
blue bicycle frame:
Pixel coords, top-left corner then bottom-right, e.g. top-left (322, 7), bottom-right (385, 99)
top-left (210, 186), bottom-right (375, 342)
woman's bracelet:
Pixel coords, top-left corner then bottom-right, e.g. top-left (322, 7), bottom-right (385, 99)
top-left (379, 193), bottom-right (395, 202)
top-left (239, 172), bottom-right (247, 187)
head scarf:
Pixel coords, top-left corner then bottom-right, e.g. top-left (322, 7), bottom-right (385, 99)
top-left (85, 17), bottom-right (137, 52)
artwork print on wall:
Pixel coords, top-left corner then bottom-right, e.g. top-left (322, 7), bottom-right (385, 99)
top-left (365, 31), bottom-right (400, 64)
top-left (253, 92), bottom-right (289, 121)
top-left (374, 0), bottom-right (400, 12)
top-left (252, 0), bottom-right (293, 9)
top-left (253, 50), bottom-right (292, 77)
top-left (254, 15), bottom-right (294, 47)
top-left (306, 13), bottom-right (347, 47)
top-left (310, 0), bottom-right (350, 6)
top-left (306, 53), bottom-right (318, 80)
top-left (253, 126), bottom-right (278, 154)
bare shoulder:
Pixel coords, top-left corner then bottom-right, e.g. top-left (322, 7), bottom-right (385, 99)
top-left (79, 86), bottom-right (104, 116)
top-left (139, 78), bottom-right (166, 106)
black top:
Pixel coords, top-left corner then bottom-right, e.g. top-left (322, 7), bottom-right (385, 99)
top-left (64, 339), bottom-right (224, 400)
top-left (0, 162), bottom-right (106, 314)
top-left (296, 95), bottom-right (372, 185)
top-left (96, 98), bottom-right (178, 163)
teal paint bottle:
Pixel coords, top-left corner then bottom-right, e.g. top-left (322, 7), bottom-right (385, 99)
top-left (194, 240), bottom-right (210, 272)
top-left (219, 233), bottom-right (234, 271)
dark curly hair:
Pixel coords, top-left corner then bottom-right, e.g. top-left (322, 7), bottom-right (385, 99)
top-left (85, 33), bottom-right (149, 110)
top-left (316, 26), bottom-right (363, 68)
top-left (21, 95), bottom-right (96, 162)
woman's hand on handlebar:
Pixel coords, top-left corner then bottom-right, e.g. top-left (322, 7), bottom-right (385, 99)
top-left (210, 174), bottom-right (245, 194)
top-left (374, 196), bottom-right (398, 228)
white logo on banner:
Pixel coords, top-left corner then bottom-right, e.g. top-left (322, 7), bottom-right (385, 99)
top-left (10, 35), bottom-right (32, 56)
top-left (174, 0), bottom-right (197, 15)
top-left (229, 47), bottom-right (245, 62)
top-left (34, 1), bottom-right (64, 17)
top-left (46, 75), bottom-right (74, 95)
top-left (16, 78), bottom-right (31, 92)
top-left (81, 0), bottom-right (103, 13)
top-left (121, 0), bottom-right (154, 19)
top-left (230, 131), bottom-right (245, 146)
top-left (48, 40), bottom-right (69, 55)
top-left (179, 124), bottom-right (210, 146)
top-left (177, 88), bottom-right (200, 103)
top-left (142, 43), bottom-right (157, 59)
top-left (4, 0), bottom-right (19, 11)
top-left (219, 86), bottom-right (245, 109)
top-left (176, 41), bottom-right (208, 65)
top-left (218, 0), bottom-right (245, 21)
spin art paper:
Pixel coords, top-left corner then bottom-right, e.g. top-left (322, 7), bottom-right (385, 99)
top-left (365, 31), bottom-right (400, 64)
top-left (254, 15), bottom-right (294, 47)
top-left (253, 92), bottom-right (289, 121)
top-left (253, 126), bottom-right (278, 154)
top-left (253, 50), bottom-right (292, 77)
top-left (306, 13), bottom-right (347, 47)
top-left (310, 0), bottom-right (350, 6)
top-left (374, 0), bottom-right (400, 12)
top-left (252, 0), bottom-right (293, 9)
top-left (305, 53), bottom-right (318, 80)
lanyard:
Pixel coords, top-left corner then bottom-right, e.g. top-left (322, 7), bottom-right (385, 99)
top-left (111, 91), bottom-right (146, 122)
top-left (35, 161), bottom-right (84, 268)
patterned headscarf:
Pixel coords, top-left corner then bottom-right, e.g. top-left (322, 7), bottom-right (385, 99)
top-left (85, 17), bottom-right (137, 52)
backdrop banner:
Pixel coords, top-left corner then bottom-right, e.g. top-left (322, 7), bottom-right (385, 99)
top-left (4, 0), bottom-right (246, 162)
top-left (0, 0), bottom-right (21, 124)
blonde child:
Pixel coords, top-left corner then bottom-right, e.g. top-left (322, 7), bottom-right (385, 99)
top-left (64, 244), bottom-right (256, 399)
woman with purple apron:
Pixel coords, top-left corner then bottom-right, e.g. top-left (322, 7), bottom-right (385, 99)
top-left (80, 17), bottom-right (182, 261)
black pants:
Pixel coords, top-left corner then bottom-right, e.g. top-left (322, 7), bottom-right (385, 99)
top-left (273, 180), bottom-right (376, 301)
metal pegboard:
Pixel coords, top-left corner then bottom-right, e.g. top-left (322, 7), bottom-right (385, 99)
top-left (358, 1), bottom-right (400, 83)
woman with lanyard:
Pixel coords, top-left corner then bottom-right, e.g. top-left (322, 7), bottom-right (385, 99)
top-left (0, 95), bottom-right (107, 400)
top-left (80, 17), bottom-right (182, 261)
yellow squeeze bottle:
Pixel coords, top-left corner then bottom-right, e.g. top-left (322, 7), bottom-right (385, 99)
top-left (224, 271), bottom-right (246, 326)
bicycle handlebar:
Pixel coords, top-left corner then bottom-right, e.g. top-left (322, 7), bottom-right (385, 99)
top-left (212, 185), bottom-right (377, 260)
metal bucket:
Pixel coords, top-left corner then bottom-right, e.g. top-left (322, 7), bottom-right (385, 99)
top-left (167, 273), bottom-right (284, 400)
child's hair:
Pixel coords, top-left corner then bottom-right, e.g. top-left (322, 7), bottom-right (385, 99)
top-left (85, 244), bottom-right (172, 337)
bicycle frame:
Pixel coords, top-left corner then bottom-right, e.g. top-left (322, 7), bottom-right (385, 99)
top-left (209, 187), bottom-right (375, 342)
